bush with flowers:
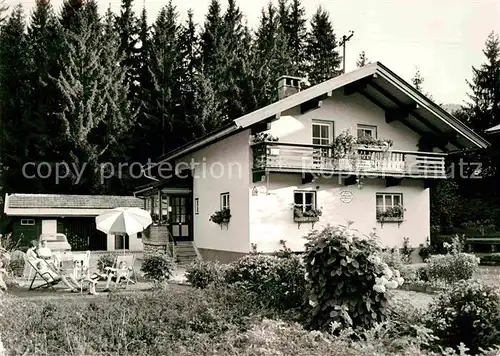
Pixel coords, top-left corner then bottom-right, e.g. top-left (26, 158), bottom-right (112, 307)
top-left (302, 223), bottom-right (404, 331)
top-left (425, 280), bottom-right (500, 354)
top-left (422, 253), bottom-right (479, 283)
top-left (224, 253), bottom-right (306, 311)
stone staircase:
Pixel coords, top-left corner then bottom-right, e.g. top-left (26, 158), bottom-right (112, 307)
top-left (174, 241), bottom-right (198, 266)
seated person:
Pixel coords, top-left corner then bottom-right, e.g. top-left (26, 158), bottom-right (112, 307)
top-left (26, 240), bottom-right (39, 260)
top-left (36, 260), bottom-right (61, 284)
top-left (36, 239), bottom-right (52, 260)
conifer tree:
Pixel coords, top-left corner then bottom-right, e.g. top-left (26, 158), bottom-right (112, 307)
top-left (286, 0), bottom-right (306, 75)
top-left (200, 0), bottom-right (223, 76)
top-left (0, 5), bottom-right (33, 192)
top-left (462, 32), bottom-right (500, 133)
top-left (27, 0), bottom-right (66, 191)
top-left (305, 6), bottom-right (341, 85)
top-left (53, 10), bottom-right (133, 192)
top-left (117, 0), bottom-right (140, 104)
top-left (142, 2), bottom-right (181, 156)
top-left (356, 50), bottom-right (370, 67)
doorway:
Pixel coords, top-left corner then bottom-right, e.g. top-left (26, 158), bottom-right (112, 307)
top-left (169, 195), bottom-right (192, 242)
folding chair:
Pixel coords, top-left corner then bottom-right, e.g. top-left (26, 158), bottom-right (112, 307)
top-left (72, 251), bottom-right (93, 293)
top-left (104, 255), bottom-right (137, 288)
top-left (27, 259), bottom-right (61, 291)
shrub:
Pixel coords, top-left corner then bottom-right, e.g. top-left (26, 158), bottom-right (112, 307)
top-left (8, 252), bottom-right (24, 277)
top-left (140, 252), bottom-right (175, 283)
top-left (479, 254), bottom-right (500, 266)
top-left (425, 280), bottom-right (500, 354)
top-left (423, 253), bottom-right (479, 283)
top-left (97, 254), bottom-right (115, 273)
top-left (302, 224), bottom-right (404, 331)
top-left (185, 259), bottom-right (225, 289)
top-left (224, 254), bottom-right (306, 311)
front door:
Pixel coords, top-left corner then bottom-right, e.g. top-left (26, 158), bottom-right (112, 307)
top-left (169, 195), bottom-right (192, 242)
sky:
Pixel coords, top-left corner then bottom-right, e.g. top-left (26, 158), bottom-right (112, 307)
top-left (5, 0), bottom-right (500, 106)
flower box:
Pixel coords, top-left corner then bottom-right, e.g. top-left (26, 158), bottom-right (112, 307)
top-left (377, 216), bottom-right (404, 223)
top-left (293, 216), bottom-right (320, 223)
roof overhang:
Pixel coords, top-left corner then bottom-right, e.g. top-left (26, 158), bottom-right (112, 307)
top-left (4, 208), bottom-right (118, 217)
top-left (148, 61), bottom-right (488, 172)
top-left (234, 62), bottom-right (489, 151)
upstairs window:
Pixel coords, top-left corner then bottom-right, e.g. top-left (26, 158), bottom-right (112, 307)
top-left (357, 124), bottom-right (377, 138)
top-left (220, 193), bottom-right (230, 210)
top-left (294, 191), bottom-right (316, 212)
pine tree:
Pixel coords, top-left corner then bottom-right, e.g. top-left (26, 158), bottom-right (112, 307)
top-left (286, 0), bottom-right (306, 75)
top-left (200, 0), bottom-right (223, 76)
top-left (253, 2), bottom-right (294, 104)
top-left (60, 0), bottom-right (85, 30)
top-left (117, 0), bottom-right (140, 104)
top-left (356, 50), bottom-right (370, 67)
top-left (463, 32), bottom-right (500, 133)
top-left (305, 6), bottom-right (341, 85)
top-left (142, 2), bottom-right (181, 156)
top-left (53, 12), bottom-right (133, 192)
top-left (27, 0), bottom-right (66, 192)
top-left (0, 5), bottom-right (33, 193)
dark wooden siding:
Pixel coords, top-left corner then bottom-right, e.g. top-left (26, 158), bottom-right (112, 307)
top-left (12, 218), bottom-right (41, 248)
top-left (58, 217), bottom-right (107, 251)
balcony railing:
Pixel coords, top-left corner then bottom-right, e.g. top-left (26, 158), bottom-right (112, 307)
top-left (252, 142), bottom-right (447, 178)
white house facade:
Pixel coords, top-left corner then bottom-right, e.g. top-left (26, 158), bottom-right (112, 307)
top-left (135, 62), bottom-right (488, 263)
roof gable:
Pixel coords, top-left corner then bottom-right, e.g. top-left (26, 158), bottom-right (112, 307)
top-left (155, 62), bottom-right (488, 165)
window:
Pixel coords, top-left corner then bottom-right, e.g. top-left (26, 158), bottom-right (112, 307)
top-left (137, 232), bottom-right (142, 239)
top-left (294, 191), bottom-right (317, 212)
top-left (312, 121), bottom-right (333, 145)
top-left (195, 198), bottom-right (199, 214)
top-left (376, 193), bottom-right (402, 214)
top-left (21, 219), bottom-right (35, 226)
top-left (357, 124), bottom-right (377, 138)
top-left (171, 196), bottom-right (188, 223)
top-left (220, 193), bottom-right (230, 210)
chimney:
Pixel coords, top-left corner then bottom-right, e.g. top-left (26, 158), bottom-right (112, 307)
top-left (277, 75), bottom-right (302, 100)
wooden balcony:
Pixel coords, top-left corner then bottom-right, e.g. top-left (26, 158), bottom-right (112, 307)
top-left (252, 142), bottom-right (447, 179)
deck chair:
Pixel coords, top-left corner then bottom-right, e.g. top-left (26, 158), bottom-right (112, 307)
top-left (72, 251), bottom-right (94, 293)
top-left (27, 259), bottom-right (61, 291)
top-left (104, 255), bottom-right (137, 289)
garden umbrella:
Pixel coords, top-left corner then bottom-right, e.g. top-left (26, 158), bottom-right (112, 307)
top-left (96, 207), bottom-right (152, 252)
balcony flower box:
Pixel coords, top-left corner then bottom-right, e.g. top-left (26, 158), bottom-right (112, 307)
top-left (293, 216), bottom-right (320, 223)
top-left (377, 205), bottom-right (405, 226)
top-left (293, 207), bottom-right (322, 227)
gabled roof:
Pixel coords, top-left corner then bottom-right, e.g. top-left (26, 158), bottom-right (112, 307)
top-left (4, 194), bottom-right (143, 217)
top-left (153, 61), bottom-right (489, 165)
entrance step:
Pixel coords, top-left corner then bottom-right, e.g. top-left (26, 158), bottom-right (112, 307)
top-left (174, 241), bottom-right (198, 266)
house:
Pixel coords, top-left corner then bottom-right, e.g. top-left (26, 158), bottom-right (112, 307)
top-left (3, 194), bottom-right (144, 251)
top-left (134, 62), bottom-right (488, 263)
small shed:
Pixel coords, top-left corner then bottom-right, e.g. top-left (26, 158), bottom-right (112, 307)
top-left (3, 194), bottom-right (144, 251)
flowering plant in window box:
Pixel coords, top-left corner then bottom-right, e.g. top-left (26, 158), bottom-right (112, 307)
top-left (293, 207), bottom-right (322, 223)
top-left (210, 208), bottom-right (231, 228)
top-left (251, 132), bottom-right (279, 144)
top-left (376, 204), bottom-right (405, 223)
top-left (355, 135), bottom-right (393, 150)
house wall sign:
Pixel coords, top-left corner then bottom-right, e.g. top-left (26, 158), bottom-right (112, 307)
top-left (340, 191), bottom-right (353, 204)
